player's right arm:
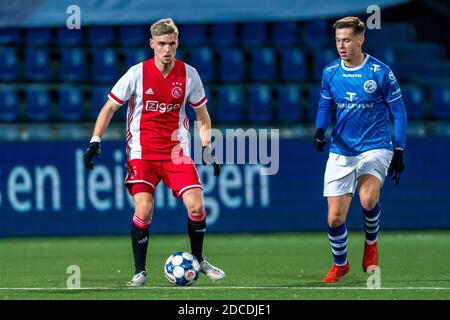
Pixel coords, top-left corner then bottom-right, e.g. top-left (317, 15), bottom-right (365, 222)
top-left (83, 66), bottom-right (136, 170)
top-left (313, 67), bottom-right (335, 152)
top-left (83, 99), bottom-right (121, 170)
top-left (91, 99), bottom-right (121, 140)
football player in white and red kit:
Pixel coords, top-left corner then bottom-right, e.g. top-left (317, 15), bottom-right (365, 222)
top-left (83, 18), bottom-right (225, 286)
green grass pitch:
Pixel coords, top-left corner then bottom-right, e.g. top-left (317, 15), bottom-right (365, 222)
top-left (0, 231), bottom-right (449, 300)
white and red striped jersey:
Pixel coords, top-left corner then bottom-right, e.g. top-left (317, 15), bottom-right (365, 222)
top-left (108, 58), bottom-right (207, 161)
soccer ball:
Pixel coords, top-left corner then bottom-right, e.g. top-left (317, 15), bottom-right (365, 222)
top-left (164, 251), bottom-right (200, 286)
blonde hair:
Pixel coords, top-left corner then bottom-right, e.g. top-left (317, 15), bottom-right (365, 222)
top-left (333, 16), bottom-right (365, 35)
top-left (150, 18), bottom-right (179, 37)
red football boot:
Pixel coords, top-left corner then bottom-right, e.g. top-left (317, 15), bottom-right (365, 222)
top-left (321, 261), bottom-right (350, 283)
top-left (362, 241), bottom-right (378, 272)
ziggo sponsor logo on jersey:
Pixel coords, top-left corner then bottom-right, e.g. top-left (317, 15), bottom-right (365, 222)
top-left (145, 100), bottom-right (181, 113)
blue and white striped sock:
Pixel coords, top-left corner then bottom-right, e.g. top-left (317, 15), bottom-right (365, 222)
top-left (363, 202), bottom-right (381, 245)
top-left (328, 223), bottom-right (348, 266)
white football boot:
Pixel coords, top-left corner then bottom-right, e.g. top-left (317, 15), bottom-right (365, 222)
top-left (200, 260), bottom-right (225, 281)
top-left (126, 271), bottom-right (147, 287)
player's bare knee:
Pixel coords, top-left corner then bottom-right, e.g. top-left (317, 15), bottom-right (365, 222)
top-left (328, 213), bottom-right (345, 228)
top-left (360, 195), bottom-right (378, 211)
top-left (188, 203), bottom-right (205, 217)
top-left (328, 218), bottom-right (345, 228)
top-left (134, 201), bottom-right (153, 220)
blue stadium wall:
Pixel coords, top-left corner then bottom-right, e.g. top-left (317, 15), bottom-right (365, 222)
top-left (0, 0), bottom-right (409, 27)
top-left (0, 137), bottom-right (449, 237)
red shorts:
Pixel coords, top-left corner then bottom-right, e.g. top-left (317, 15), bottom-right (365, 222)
top-left (124, 157), bottom-right (202, 198)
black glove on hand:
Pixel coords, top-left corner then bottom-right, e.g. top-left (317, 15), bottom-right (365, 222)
top-left (83, 142), bottom-right (101, 170)
top-left (202, 146), bottom-right (221, 176)
top-left (388, 149), bottom-right (405, 186)
top-left (313, 128), bottom-right (327, 152)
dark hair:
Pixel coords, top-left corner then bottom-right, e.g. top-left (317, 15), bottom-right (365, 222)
top-left (333, 16), bottom-right (365, 35)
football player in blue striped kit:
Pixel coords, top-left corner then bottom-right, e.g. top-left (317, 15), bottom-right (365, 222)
top-left (313, 16), bottom-right (407, 282)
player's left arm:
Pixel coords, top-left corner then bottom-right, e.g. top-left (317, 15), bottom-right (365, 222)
top-left (382, 68), bottom-right (407, 184)
top-left (194, 105), bottom-right (212, 148)
top-left (194, 105), bottom-right (220, 176)
top-left (382, 68), bottom-right (407, 150)
top-left (388, 98), bottom-right (407, 151)
top-left (189, 67), bottom-right (220, 176)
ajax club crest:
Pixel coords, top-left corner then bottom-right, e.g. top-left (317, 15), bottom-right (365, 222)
top-left (172, 82), bottom-right (183, 98)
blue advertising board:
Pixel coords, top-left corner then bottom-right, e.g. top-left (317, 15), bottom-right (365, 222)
top-left (0, 137), bottom-right (449, 237)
